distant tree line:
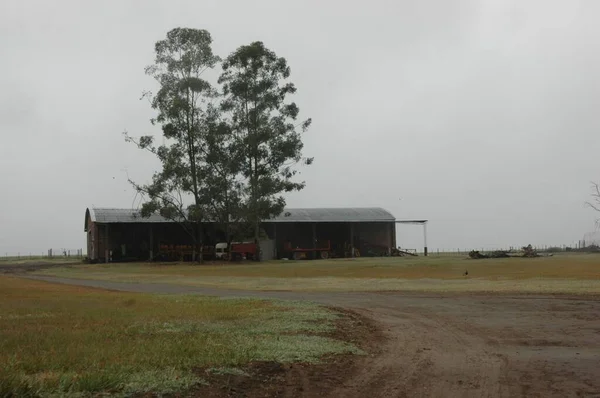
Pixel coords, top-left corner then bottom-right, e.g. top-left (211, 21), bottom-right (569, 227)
top-left (124, 28), bottom-right (312, 262)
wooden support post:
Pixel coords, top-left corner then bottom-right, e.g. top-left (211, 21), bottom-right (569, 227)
top-left (386, 222), bottom-right (392, 255)
top-left (312, 223), bottom-right (317, 260)
top-left (104, 224), bottom-right (109, 263)
top-left (423, 222), bottom-right (428, 256)
top-left (273, 224), bottom-right (277, 260)
top-left (149, 225), bottom-right (154, 261)
top-left (350, 223), bottom-right (355, 258)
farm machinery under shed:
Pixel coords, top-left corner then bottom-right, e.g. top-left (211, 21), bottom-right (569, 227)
top-left (284, 240), bottom-right (332, 260)
top-left (282, 239), bottom-right (404, 260)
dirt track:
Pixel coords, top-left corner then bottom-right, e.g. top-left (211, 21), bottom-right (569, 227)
top-left (24, 276), bottom-right (600, 397)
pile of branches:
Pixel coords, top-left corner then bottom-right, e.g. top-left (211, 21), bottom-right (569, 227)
top-left (468, 250), bottom-right (510, 259)
top-left (469, 245), bottom-right (540, 259)
top-left (490, 250), bottom-right (510, 258)
top-left (391, 248), bottom-right (418, 257)
top-left (468, 250), bottom-right (488, 259)
top-left (522, 244), bottom-right (539, 258)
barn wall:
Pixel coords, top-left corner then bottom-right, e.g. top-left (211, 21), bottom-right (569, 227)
top-left (101, 223), bottom-right (226, 262)
top-left (107, 224), bottom-right (153, 261)
top-left (314, 222), bottom-right (352, 255)
top-left (89, 220), bottom-right (395, 262)
top-left (260, 239), bottom-right (275, 261)
top-left (87, 217), bottom-right (98, 260)
top-left (354, 222), bottom-right (394, 255)
top-left (267, 221), bottom-right (393, 259)
top-left (97, 224), bottom-right (109, 262)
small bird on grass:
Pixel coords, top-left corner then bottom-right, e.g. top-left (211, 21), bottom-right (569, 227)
top-left (464, 270), bottom-right (469, 276)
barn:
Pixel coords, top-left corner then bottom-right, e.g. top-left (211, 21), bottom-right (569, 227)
top-left (84, 207), bottom-right (414, 262)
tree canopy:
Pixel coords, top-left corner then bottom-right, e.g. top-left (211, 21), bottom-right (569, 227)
top-left (124, 28), bottom-right (220, 261)
top-left (126, 29), bottom-right (311, 261)
top-left (219, 41), bottom-right (312, 254)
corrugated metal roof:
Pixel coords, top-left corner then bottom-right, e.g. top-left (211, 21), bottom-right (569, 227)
top-left (89, 208), bottom-right (174, 224)
top-left (86, 207), bottom-right (395, 226)
top-left (270, 207), bottom-right (395, 222)
top-left (396, 219), bottom-right (428, 224)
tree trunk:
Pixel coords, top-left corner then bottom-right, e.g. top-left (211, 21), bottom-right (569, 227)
top-left (196, 222), bottom-right (204, 264)
top-left (252, 154), bottom-right (261, 262)
top-left (225, 221), bottom-right (232, 262)
top-left (254, 216), bottom-right (261, 262)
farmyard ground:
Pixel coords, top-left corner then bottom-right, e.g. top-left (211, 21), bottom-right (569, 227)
top-left (31, 253), bottom-right (600, 294)
top-left (3, 253), bottom-right (600, 397)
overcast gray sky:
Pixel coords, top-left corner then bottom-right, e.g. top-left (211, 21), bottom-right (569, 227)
top-left (1, 0), bottom-right (599, 254)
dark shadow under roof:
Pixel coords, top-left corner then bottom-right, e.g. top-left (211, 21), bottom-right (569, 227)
top-left (85, 207), bottom-right (396, 230)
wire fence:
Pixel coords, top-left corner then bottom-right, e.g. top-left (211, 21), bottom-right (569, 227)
top-left (408, 244), bottom-right (589, 256)
top-left (0, 249), bottom-right (85, 262)
top-left (0, 242), bottom-right (596, 261)
top-left (583, 231), bottom-right (600, 247)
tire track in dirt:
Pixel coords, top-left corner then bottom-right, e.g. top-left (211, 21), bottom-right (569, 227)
top-left (327, 303), bottom-right (511, 398)
top-left (20, 276), bottom-right (600, 398)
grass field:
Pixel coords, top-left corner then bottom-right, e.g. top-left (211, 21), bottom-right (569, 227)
top-left (0, 276), bottom-right (359, 397)
top-left (0, 257), bottom-right (83, 265)
top-left (33, 253), bottom-right (600, 294)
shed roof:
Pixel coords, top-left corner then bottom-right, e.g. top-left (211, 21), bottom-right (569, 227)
top-left (270, 207), bottom-right (395, 222)
top-left (85, 207), bottom-right (395, 230)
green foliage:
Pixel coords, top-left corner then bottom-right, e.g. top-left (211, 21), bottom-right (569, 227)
top-left (0, 373), bottom-right (40, 398)
top-left (74, 371), bottom-right (123, 393)
top-left (125, 31), bottom-right (312, 256)
top-left (206, 367), bottom-right (249, 377)
top-left (125, 28), bottom-right (221, 249)
top-left (196, 107), bottom-right (248, 242)
top-left (123, 369), bottom-right (204, 395)
top-left (219, 41), bottom-right (312, 244)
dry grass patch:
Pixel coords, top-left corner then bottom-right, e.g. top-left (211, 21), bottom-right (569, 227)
top-left (0, 277), bottom-right (359, 397)
top-left (0, 257), bottom-right (82, 266)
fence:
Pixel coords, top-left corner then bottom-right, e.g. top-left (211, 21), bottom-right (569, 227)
top-left (407, 244), bottom-right (587, 256)
top-left (0, 249), bottom-right (85, 262)
top-left (583, 231), bottom-right (600, 247)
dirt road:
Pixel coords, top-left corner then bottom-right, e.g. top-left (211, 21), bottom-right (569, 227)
top-left (24, 276), bottom-right (600, 397)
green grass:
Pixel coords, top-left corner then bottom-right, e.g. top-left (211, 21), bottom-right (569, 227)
top-left (0, 276), bottom-right (359, 397)
top-left (34, 253), bottom-right (600, 294)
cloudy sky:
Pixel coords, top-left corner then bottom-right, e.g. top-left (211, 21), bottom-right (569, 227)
top-left (1, 0), bottom-right (599, 255)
